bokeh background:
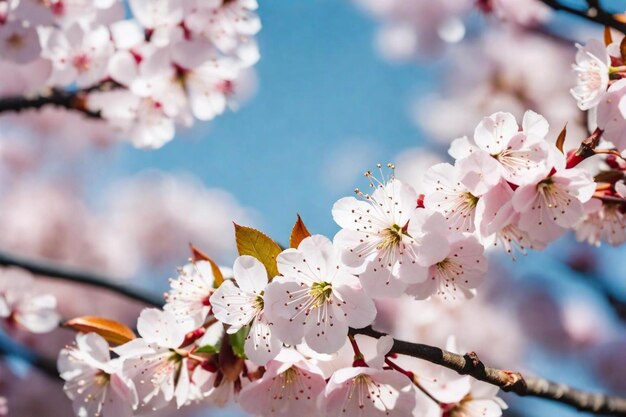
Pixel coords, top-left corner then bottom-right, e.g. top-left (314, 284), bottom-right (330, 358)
top-left (3, 1), bottom-right (626, 416)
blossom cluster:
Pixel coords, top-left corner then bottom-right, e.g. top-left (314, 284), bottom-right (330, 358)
top-left (57, 105), bottom-right (626, 417)
top-left (0, 0), bottom-right (260, 148)
top-left (353, 0), bottom-right (550, 60)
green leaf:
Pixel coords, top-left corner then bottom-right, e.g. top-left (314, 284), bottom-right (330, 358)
top-left (228, 326), bottom-right (250, 359)
top-left (195, 344), bottom-right (220, 354)
top-left (289, 214), bottom-right (311, 249)
top-left (234, 223), bottom-right (282, 279)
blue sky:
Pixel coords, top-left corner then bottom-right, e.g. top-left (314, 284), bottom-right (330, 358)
top-left (113, 0), bottom-right (437, 241)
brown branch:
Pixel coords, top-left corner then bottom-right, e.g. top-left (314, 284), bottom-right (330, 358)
top-left (0, 81), bottom-right (121, 118)
top-left (0, 89), bottom-right (100, 118)
top-left (0, 250), bottom-right (163, 307)
top-left (350, 326), bottom-right (626, 416)
top-left (540, 0), bottom-right (626, 34)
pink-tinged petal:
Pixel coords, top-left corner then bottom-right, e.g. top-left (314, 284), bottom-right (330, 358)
top-left (233, 255), bottom-right (268, 293)
top-left (332, 196), bottom-right (375, 229)
top-left (136, 308), bottom-right (192, 349)
top-left (333, 228), bottom-right (376, 271)
top-left (420, 374), bottom-right (471, 403)
top-left (296, 234), bottom-right (338, 277)
top-left (262, 280), bottom-right (307, 346)
top-left (102, 373), bottom-right (137, 417)
top-left (244, 316), bottom-right (282, 365)
top-left (457, 151), bottom-right (501, 196)
top-left (522, 110), bottom-right (549, 140)
top-left (210, 280), bottom-right (257, 333)
top-left (303, 303), bottom-right (349, 354)
top-left (321, 367), bottom-right (416, 417)
top-left (75, 333), bottom-right (111, 366)
top-left (174, 358), bottom-right (190, 408)
top-left (512, 183), bottom-right (539, 213)
top-left (464, 399), bottom-right (504, 417)
top-left (448, 136), bottom-right (475, 160)
top-left (398, 260), bottom-right (429, 284)
top-left (239, 363), bottom-right (325, 417)
top-left (333, 273), bottom-right (376, 328)
top-left (358, 263), bottom-right (407, 298)
top-left (473, 112), bottom-right (518, 155)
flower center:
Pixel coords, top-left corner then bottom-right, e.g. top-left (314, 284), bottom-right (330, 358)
top-left (254, 294), bottom-right (264, 311)
top-left (72, 53), bottom-right (91, 72)
top-left (463, 192), bottom-right (479, 209)
top-left (6, 34), bottom-right (23, 49)
top-left (309, 281), bottom-right (332, 307)
top-left (94, 371), bottom-right (110, 386)
top-left (378, 223), bottom-right (404, 251)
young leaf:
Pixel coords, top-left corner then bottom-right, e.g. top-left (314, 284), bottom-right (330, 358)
top-left (289, 214), bottom-right (311, 248)
top-left (65, 316), bottom-right (136, 346)
top-left (195, 344), bottom-right (220, 354)
top-left (228, 326), bottom-right (250, 359)
top-left (621, 36), bottom-right (626, 63)
top-left (605, 25), bottom-right (613, 46)
top-left (189, 243), bottom-right (224, 287)
top-left (556, 124), bottom-right (567, 154)
top-left (234, 223), bottom-right (282, 279)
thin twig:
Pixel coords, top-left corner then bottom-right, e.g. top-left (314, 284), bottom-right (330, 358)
top-left (0, 251), bottom-right (163, 307)
top-left (540, 0), bottom-right (626, 33)
top-left (0, 89), bottom-right (101, 118)
top-left (350, 326), bottom-right (626, 416)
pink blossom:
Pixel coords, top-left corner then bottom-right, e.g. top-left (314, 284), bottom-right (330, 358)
top-left (210, 255), bottom-right (283, 365)
top-left (264, 235), bottom-right (376, 354)
top-left (238, 349), bottom-right (326, 417)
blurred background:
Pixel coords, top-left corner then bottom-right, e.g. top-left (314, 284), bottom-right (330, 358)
top-left (2, 0), bottom-right (626, 416)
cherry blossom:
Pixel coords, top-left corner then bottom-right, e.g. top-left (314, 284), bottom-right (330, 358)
top-left (264, 235), bottom-right (376, 354)
top-left (0, 267), bottom-right (59, 333)
top-left (319, 335), bottom-right (418, 417)
top-left (165, 260), bottom-right (215, 325)
top-left (238, 349), bottom-right (326, 417)
top-left (452, 111), bottom-right (550, 189)
top-left (114, 309), bottom-right (196, 410)
top-left (571, 39), bottom-right (610, 111)
top-left (210, 255), bottom-right (283, 365)
top-left (422, 162), bottom-right (484, 234)
top-left (512, 156), bottom-right (596, 244)
top-left (575, 199), bottom-right (626, 247)
top-left (332, 168), bottom-right (450, 296)
top-left (42, 24), bottom-right (114, 87)
top-left (406, 233), bottom-right (487, 300)
top-left (58, 333), bottom-right (137, 417)
top-left (0, 21), bottom-right (41, 64)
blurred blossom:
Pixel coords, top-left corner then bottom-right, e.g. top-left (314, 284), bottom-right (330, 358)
top-left (414, 28), bottom-right (586, 151)
top-left (106, 171), bottom-right (256, 269)
top-left (354, 0), bottom-right (550, 60)
top-left (393, 147), bottom-right (444, 192)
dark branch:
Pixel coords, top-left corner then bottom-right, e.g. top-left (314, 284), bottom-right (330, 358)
top-left (0, 89), bottom-right (101, 118)
top-left (0, 336), bottom-right (58, 380)
top-left (0, 251), bottom-right (162, 307)
top-left (540, 0), bottom-right (626, 33)
top-left (350, 326), bottom-right (626, 416)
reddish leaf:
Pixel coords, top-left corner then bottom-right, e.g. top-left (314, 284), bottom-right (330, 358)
top-left (289, 214), bottom-right (311, 248)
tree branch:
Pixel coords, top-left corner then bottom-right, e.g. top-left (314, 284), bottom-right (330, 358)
top-left (0, 251), bottom-right (162, 307)
top-left (0, 89), bottom-right (101, 118)
top-left (540, 0), bottom-right (626, 33)
top-left (350, 326), bottom-right (626, 416)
